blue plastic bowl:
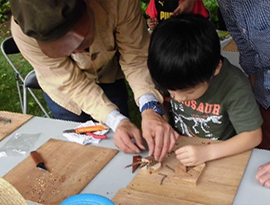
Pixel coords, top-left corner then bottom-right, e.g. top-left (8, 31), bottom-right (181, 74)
top-left (60, 194), bottom-right (115, 205)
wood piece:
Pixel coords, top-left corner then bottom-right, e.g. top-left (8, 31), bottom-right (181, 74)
top-left (132, 155), bottom-right (142, 173)
top-left (174, 162), bottom-right (186, 173)
top-left (4, 139), bottom-right (118, 205)
top-left (173, 163), bottom-right (206, 186)
top-left (113, 136), bottom-right (252, 205)
top-left (141, 162), bottom-right (162, 174)
top-left (0, 111), bottom-right (33, 141)
top-left (222, 39), bottom-right (238, 52)
top-left (165, 164), bottom-right (175, 173)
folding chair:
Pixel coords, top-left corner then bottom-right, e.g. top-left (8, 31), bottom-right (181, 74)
top-left (1, 36), bottom-right (50, 118)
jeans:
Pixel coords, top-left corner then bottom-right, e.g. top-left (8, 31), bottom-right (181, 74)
top-left (43, 79), bottom-right (129, 122)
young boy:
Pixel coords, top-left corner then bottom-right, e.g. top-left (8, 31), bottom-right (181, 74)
top-left (146, 0), bottom-right (209, 31)
top-left (147, 14), bottom-right (262, 166)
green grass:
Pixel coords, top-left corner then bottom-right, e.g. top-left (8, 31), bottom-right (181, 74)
top-left (0, 21), bottom-right (51, 117)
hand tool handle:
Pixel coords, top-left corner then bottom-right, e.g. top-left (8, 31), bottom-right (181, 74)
top-left (30, 151), bottom-right (43, 165)
top-left (86, 132), bottom-right (107, 139)
top-left (75, 125), bottom-right (106, 133)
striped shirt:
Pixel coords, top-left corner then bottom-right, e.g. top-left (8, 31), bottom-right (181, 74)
top-left (217, 0), bottom-right (270, 109)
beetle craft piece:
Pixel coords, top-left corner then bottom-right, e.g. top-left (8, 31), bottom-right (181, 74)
top-left (125, 155), bottom-right (162, 174)
top-left (125, 154), bottom-right (206, 186)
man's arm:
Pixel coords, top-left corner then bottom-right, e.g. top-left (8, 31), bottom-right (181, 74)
top-left (217, 1), bottom-right (258, 76)
top-left (115, 0), bottom-right (179, 161)
top-left (11, 17), bottom-right (118, 123)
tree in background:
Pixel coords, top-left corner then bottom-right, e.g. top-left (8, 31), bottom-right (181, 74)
top-left (0, 0), bottom-right (10, 23)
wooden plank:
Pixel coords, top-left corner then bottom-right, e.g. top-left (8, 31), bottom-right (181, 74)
top-left (113, 136), bottom-right (251, 205)
top-left (222, 39), bottom-right (238, 52)
top-left (113, 188), bottom-right (206, 205)
top-left (0, 111), bottom-right (33, 141)
top-left (4, 139), bottom-right (118, 205)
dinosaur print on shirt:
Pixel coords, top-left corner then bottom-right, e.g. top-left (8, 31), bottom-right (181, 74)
top-left (171, 100), bottom-right (223, 140)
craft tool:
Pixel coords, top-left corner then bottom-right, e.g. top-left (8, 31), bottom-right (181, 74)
top-left (63, 125), bottom-right (106, 134)
top-left (30, 151), bottom-right (49, 172)
top-left (86, 132), bottom-right (107, 139)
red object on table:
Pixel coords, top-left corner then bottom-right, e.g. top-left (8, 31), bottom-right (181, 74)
top-left (86, 132), bottom-right (107, 139)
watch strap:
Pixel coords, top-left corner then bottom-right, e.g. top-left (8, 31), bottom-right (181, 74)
top-left (140, 101), bottom-right (165, 115)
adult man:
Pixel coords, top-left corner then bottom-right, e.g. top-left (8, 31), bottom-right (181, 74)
top-left (9, 0), bottom-right (179, 161)
top-left (216, 0), bottom-right (270, 187)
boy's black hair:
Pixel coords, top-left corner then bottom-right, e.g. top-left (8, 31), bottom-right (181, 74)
top-left (148, 14), bottom-right (221, 91)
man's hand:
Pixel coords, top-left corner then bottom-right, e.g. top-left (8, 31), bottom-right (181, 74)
top-left (173, 0), bottom-right (195, 16)
top-left (141, 109), bottom-right (179, 162)
top-left (113, 119), bottom-right (145, 154)
top-left (256, 162), bottom-right (270, 188)
top-left (175, 144), bottom-right (209, 166)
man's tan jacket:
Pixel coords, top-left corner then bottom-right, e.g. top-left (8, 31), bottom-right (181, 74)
top-left (11, 0), bottom-right (163, 123)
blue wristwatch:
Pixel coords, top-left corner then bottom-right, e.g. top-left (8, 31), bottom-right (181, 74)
top-left (140, 101), bottom-right (165, 115)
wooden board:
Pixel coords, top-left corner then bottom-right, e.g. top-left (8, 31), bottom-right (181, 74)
top-left (4, 139), bottom-right (118, 205)
top-left (0, 111), bottom-right (33, 141)
top-left (113, 136), bottom-right (252, 205)
top-left (222, 39), bottom-right (238, 52)
top-left (114, 188), bottom-right (204, 205)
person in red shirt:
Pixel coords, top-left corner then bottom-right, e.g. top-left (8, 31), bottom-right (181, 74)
top-left (146, 0), bottom-right (209, 31)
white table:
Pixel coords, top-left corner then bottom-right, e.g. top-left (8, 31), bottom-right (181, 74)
top-left (1, 116), bottom-right (270, 204)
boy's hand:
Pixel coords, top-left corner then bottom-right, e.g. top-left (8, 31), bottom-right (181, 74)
top-left (114, 119), bottom-right (145, 154)
top-left (256, 162), bottom-right (270, 188)
top-left (175, 144), bottom-right (209, 166)
top-left (141, 109), bottom-right (179, 162)
top-left (147, 18), bottom-right (158, 31)
top-left (173, 0), bottom-right (195, 16)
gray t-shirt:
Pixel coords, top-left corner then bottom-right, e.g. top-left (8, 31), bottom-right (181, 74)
top-left (171, 58), bottom-right (263, 140)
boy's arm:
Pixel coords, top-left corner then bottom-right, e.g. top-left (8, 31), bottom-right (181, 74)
top-left (176, 128), bottom-right (262, 166)
top-left (207, 128), bottom-right (262, 162)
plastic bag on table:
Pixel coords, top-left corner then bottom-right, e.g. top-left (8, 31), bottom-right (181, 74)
top-left (0, 133), bottom-right (40, 157)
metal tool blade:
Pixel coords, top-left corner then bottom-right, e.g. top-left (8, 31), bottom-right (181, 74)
top-left (63, 129), bottom-right (76, 134)
top-left (37, 162), bottom-right (49, 172)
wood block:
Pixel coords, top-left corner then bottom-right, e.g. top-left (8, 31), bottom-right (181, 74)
top-left (222, 39), bottom-right (238, 52)
top-left (4, 139), bottom-right (118, 205)
top-left (175, 162), bottom-right (186, 173)
top-left (173, 163), bottom-right (206, 186)
top-left (132, 155), bottom-right (142, 173)
top-left (0, 111), bottom-right (33, 141)
top-left (113, 136), bottom-right (252, 205)
top-left (140, 160), bottom-right (205, 187)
